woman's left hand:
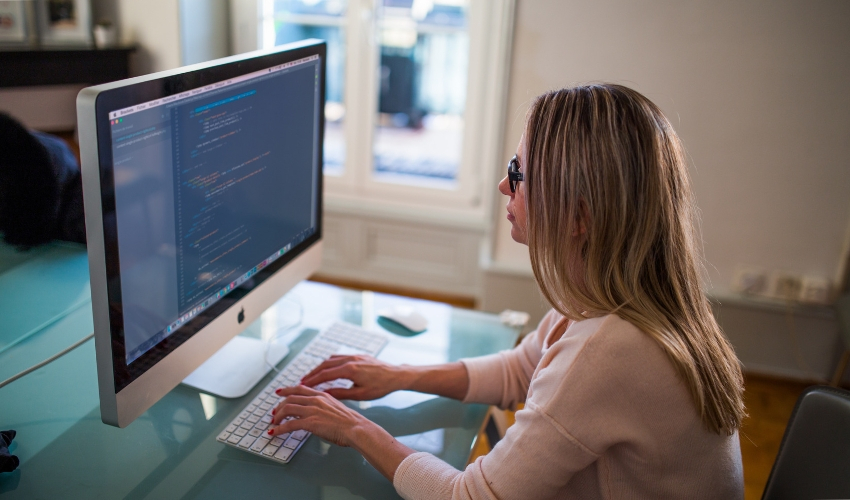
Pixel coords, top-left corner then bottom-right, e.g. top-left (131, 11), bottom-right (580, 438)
top-left (269, 384), bottom-right (418, 481)
top-left (269, 384), bottom-right (370, 447)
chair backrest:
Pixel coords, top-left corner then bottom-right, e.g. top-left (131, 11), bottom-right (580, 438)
top-left (761, 385), bottom-right (850, 500)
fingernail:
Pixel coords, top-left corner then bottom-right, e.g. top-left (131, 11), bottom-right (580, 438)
top-left (271, 409), bottom-right (275, 415)
top-left (275, 388), bottom-right (282, 394)
top-left (268, 429), bottom-right (274, 435)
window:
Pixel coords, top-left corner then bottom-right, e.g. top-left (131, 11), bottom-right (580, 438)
top-left (247, 0), bottom-right (514, 224)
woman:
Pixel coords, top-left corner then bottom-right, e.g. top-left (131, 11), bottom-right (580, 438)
top-left (270, 84), bottom-right (745, 499)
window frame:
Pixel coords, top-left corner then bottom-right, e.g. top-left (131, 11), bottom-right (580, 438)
top-left (233, 0), bottom-right (515, 230)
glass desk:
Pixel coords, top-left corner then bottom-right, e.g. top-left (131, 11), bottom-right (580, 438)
top-left (0, 243), bottom-right (521, 499)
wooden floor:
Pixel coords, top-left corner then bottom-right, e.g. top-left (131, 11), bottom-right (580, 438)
top-left (739, 374), bottom-right (810, 499)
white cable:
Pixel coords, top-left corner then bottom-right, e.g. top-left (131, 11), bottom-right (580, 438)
top-left (0, 296), bottom-right (90, 357)
top-left (0, 333), bottom-right (94, 390)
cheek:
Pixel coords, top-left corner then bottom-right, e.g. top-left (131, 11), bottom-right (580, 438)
top-left (514, 192), bottom-right (528, 226)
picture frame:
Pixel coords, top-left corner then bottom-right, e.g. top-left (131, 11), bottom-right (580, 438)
top-left (0, 0), bottom-right (38, 45)
top-left (36, 0), bottom-right (91, 46)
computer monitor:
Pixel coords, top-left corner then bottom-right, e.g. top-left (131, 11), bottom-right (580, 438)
top-left (77, 40), bottom-right (326, 428)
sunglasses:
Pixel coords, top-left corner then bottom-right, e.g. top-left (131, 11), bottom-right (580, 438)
top-left (507, 155), bottom-right (523, 193)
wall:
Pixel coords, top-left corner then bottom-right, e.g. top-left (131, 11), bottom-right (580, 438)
top-left (119, 0), bottom-right (181, 75)
top-left (180, 0), bottom-right (230, 65)
top-left (491, 0), bottom-right (850, 293)
top-left (483, 0), bottom-right (850, 382)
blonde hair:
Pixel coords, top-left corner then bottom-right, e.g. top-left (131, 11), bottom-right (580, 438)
top-left (524, 84), bottom-right (744, 435)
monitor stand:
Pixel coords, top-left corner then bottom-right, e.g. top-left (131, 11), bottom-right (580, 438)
top-left (181, 336), bottom-right (290, 398)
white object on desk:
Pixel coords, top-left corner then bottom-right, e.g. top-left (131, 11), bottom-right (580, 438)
top-left (182, 336), bottom-right (289, 398)
top-left (378, 306), bottom-right (428, 333)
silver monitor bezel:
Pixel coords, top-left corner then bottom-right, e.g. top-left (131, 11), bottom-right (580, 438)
top-left (77, 40), bottom-right (325, 427)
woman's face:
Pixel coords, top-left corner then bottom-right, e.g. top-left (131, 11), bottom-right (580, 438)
top-left (498, 135), bottom-right (528, 245)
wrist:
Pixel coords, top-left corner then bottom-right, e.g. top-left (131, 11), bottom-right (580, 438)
top-left (348, 417), bottom-right (384, 451)
top-left (391, 364), bottom-right (419, 392)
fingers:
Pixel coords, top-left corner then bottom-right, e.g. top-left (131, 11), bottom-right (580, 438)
top-left (300, 365), bottom-right (353, 388)
top-left (271, 394), bottom-right (319, 424)
top-left (300, 356), bottom-right (352, 381)
top-left (267, 416), bottom-right (306, 437)
top-left (276, 384), bottom-right (323, 398)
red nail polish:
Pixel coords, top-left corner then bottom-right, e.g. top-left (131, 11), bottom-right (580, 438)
top-left (271, 409), bottom-right (275, 415)
top-left (268, 429), bottom-right (274, 435)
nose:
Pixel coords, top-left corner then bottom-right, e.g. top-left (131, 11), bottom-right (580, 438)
top-left (498, 175), bottom-right (512, 196)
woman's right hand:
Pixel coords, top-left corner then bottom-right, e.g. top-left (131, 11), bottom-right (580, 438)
top-left (300, 355), bottom-right (407, 401)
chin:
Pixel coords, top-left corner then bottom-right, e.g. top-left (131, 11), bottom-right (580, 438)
top-left (510, 229), bottom-right (528, 246)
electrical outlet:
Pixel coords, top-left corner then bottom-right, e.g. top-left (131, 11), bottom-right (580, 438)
top-left (800, 275), bottom-right (831, 304)
top-left (772, 272), bottom-right (803, 301)
top-left (733, 268), bottom-right (769, 295)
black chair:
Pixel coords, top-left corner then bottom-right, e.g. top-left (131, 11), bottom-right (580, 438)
top-left (761, 385), bottom-right (850, 500)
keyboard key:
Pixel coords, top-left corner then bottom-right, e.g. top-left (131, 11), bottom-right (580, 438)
top-left (238, 435), bottom-right (256, 448)
top-left (218, 322), bottom-right (387, 463)
top-left (274, 446), bottom-right (294, 461)
top-left (251, 438), bottom-right (270, 452)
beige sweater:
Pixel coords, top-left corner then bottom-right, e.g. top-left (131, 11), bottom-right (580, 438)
top-left (393, 310), bottom-right (743, 499)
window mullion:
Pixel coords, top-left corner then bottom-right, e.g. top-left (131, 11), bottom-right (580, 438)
top-left (340, 0), bottom-right (377, 193)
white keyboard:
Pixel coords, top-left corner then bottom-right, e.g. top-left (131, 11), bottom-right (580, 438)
top-left (216, 321), bottom-right (388, 463)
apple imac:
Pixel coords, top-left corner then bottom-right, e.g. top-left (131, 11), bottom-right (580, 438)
top-left (77, 40), bottom-right (326, 427)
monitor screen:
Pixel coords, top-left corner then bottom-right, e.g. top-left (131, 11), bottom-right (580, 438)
top-left (78, 40), bottom-right (325, 427)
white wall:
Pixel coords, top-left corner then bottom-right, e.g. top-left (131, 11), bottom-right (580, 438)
top-left (180, 0), bottom-right (230, 65)
top-left (119, 0), bottom-right (181, 74)
top-left (491, 0), bottom-right (850, 297)
top-left (482, 0), bottom-right (850, 382)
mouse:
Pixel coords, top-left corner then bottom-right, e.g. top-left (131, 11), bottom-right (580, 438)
top-left (377, 306), bottom-right (428, 333)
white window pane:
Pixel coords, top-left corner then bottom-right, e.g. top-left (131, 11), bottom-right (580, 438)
top-left (273, 0), bottom-right (347, 175)
top-left (373, 0), bottom-right (469, 187)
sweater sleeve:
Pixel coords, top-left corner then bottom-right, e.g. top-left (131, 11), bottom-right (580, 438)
top-left (393, 402), bottom-right (599, 500)
top-left (459, 309), bottom-right (562, 410)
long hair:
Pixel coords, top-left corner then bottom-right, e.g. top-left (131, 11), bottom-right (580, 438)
top-left (524, 84), bottom-right (744, 435)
